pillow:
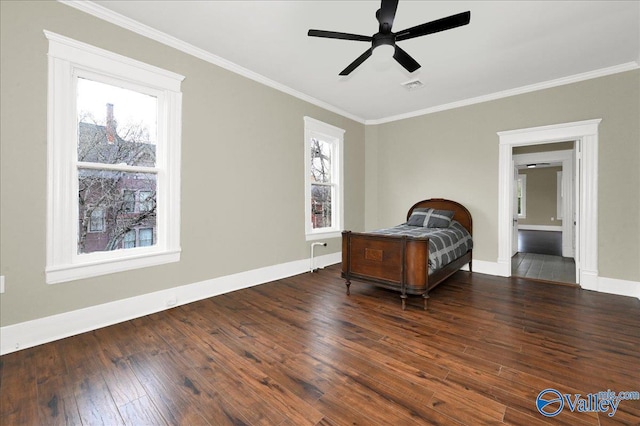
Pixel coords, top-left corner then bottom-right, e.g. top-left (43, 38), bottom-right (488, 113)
top-left (407, 208), bottom-right (455, 228)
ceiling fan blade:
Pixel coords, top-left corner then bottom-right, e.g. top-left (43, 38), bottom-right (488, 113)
top-left (308, 29), bottom-right (372, 42)
top-left (377, 0), bottom-right (399, 32)
top-left (339, 48), bottom-right (373, 76)
top-left (393, 45), bottom-right (420, 73)
top-left (395, 11), bottom-right (471, 42)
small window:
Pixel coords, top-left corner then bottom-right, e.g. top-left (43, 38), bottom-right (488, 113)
top-left (88, 209), bottom-right (105, 232)
top-left (557, 171), bottom-right (563, 220)
top-left (138, 190), bottom-right (154, 213)
top-left (123, 190), bottom-right (135, 213)
top-left (139, 228), bottom-right (154, 247)
top-left (123, 230), bottom-right (136, 249)
top-left (310, 137), bottom-right (333, 229)
top-left (517, 174), bottom-right (527, 218)
top-left (304, 117), bottom-right (344, 240)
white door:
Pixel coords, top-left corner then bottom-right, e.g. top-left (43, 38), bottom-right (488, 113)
top-left (574, 142), bottom-right (581, 283)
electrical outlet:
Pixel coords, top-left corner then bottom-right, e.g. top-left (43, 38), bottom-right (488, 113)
top-left (0, 275), bottom-right (5, 294)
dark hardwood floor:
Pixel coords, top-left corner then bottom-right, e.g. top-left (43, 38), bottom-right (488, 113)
top-left (1, 265), bottom-right (639, 425)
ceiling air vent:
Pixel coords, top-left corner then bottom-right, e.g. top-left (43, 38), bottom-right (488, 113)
top-left (401, 79), bottom-right (424, 91)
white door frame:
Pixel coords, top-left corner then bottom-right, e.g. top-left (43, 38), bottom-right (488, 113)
top-left (497, 119), bottom-right (601, 290)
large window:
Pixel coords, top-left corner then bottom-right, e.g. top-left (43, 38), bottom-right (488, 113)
top-left (304, 117), bottom-right (344, 240)
top-left (45, 31), bottom-right (184, 284)
top-left (76, 78), bottom-right (158, 255)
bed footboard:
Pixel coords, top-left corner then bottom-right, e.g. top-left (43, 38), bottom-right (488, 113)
top-left (342, 231), bottom-right (430, 309)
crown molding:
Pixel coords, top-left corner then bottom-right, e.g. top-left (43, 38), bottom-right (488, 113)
top-left (366, 62), bottom-right (639, 125)
top-left (57, 0), bottom-right (367, 124)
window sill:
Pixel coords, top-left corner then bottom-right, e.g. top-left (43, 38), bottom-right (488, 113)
top-left (46, 249), bottom-right (180, 284)
top-left (306, 231), bottom-right (341, 241)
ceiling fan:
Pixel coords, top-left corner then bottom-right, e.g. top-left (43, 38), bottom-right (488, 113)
top-left (308, 0), bottom-right (470, 76)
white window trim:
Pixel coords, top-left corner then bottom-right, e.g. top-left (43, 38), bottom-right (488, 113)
top-left (304, 117), bottom-right (344, 240)
top-left (45, 31), bottom-right (184, 284)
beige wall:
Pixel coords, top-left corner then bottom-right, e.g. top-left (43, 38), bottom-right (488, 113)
top-left (369, 69), bottom-right (639, 283)
top-left (0, 1), bottom-right (366, 326)
top-left (517, 167), bottom-right (563, 227)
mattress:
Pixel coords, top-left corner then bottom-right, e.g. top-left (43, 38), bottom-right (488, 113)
top-left (370, 220), bottom-right (473, 274)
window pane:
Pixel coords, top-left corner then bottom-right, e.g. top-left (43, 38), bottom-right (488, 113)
top-left (78, 168), bottom-right (156, 254)
top-left (139, 228), bottom-right (154, 247)
top-left (123, 190), bottom-right (135, 213)
top-left (311, 184), bottom-right (332, 229)
top-left (310, 138), bottom-right (331, 183)
top-left (517, 177), bottom-right (524, 216)
top-left (89, 209), bottom-right (105, 232)
top-left (139, 191), bottom-right (153, 212)
top-left (77, 78), bottom-right (157, 167)
top-left (123, 230), bottom-right (136, 249)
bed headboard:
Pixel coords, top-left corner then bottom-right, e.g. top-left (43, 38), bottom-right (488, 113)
top-left (406, 198), bottom-right (473, 236)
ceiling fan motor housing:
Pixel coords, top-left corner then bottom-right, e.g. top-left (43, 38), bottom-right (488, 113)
top-left (372, 32), bottom-right (395, 49)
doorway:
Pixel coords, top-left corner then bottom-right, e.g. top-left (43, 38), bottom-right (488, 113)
top-left (510, 145), bottom-right (577, 284)
top-left (497, 119), bottom-right (601, 290)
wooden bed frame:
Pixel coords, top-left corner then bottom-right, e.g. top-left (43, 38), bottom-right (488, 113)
top-left (341, 198), bottom-right (473, 310)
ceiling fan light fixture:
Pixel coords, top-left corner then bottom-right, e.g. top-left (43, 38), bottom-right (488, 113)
top-left (373, 44), bottom-right (395, 59)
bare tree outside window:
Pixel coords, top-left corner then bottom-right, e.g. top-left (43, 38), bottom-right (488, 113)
top-left (310, 138), bottom-right (333, 229)
top-left (77, 78), bottom-right (158, 254)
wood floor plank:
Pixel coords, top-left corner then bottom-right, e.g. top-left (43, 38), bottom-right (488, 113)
top-left (1, 264), bottom-right (639, 425)
top-left (446, 370), bottom-right (596, 426)
top-left (178, 345), bottom-right (289, 426)
top-left (502, 407), bottom-right (554, 426)
top-left (320, 376), bottom-right (429, 425)
top-left (37, 373), bottom-right (82, 426)
top-left (313, 391), bottom-right (388, 426)
top-left (117, 395), bottom-right (169, 426)
top-left (72, 373), bottom-right (125, 426)
top-left (193, 334), bottom-right (324, 426)
top-left (127, 350), bottom-right (240, 425)
top-left (0, 347), bottom-right (39, 423)
top-left (157, 303), bottom-right (324, 425)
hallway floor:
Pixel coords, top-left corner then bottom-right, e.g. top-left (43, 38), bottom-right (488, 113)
top-left (512, 230), bottom-right (576, 284)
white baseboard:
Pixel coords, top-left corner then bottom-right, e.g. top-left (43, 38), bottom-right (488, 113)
top-left (461, 259), bottom-right (508, 277)
top-left (591, 276), bottom-right (640, 299)
top-left (2, 252), bottom-right (636, 355)
top-left (518, 225), bottom-right (563, 231)
top-left (579, 269), bottom-right (600, 291)
top-left (494, 258), bottom-right (512, 277)
top-left (0, 252), bottom-right (341, 355)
